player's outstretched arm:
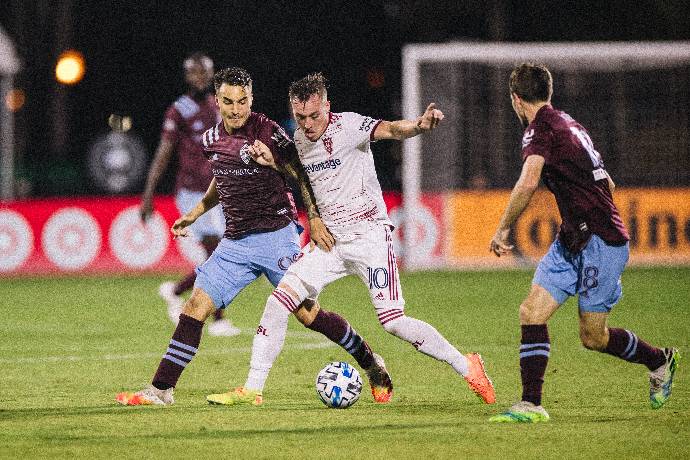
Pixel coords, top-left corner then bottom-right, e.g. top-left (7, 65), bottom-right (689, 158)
top-left (373, 103), bottom-right (444, 141)
top-left (489, 155), bottom-right (544, 256)
top-left (248, 140), bottom-right (335, 252)
top-left (140, 138), bottom-right (175, 222)
top-left (171, 178), bottom-right (219, 238)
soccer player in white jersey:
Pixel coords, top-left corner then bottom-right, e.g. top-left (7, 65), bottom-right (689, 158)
top-left (208, 73), bottom-right (496, 405)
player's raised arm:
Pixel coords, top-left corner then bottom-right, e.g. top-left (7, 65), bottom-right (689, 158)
top-left (171, 178), bottom-right (219, 238)
top-left (248, 139), bottom-right (335, 252)
top-left (373, 103), bottom-right (444, 141)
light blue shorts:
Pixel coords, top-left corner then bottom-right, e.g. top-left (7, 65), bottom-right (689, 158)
top-left (533, 234), bottom-right (629, 313)
top-left (176, 188), bottom-right (225, 241)
top-left (194, 222), bottom-right (302, 309)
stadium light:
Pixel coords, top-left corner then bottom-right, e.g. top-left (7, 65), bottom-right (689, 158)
top-left (55, 50), bottom-right (86, 85)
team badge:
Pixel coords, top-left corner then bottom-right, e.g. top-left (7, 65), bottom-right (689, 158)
top-left (239, 143), bottom-right (251, 164)
top-left (322, 136), bottom-right (333, 155)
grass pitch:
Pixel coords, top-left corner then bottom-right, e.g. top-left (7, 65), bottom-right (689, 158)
top-left (1, 268), bottom-right (688, 459)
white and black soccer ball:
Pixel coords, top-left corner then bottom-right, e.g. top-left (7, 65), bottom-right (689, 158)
top-left (315, 361), bottom-right (363, 409)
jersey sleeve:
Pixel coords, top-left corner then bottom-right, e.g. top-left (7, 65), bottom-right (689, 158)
top-left (343, 112), bottom-right (382, 147)
top-left (257, 116), bottom-right (298, 167)
top-left (521, 122), bottom-right (552, 162)
top-left (160, 105), bottom-right (182, 145)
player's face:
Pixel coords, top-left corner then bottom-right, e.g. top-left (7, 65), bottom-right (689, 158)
top-left (185, 62), bottom-right (213, 93)
top-left (291, 93), bottom-right (330, 142)
top-left (216, 83), bottom-right (253, 131)
top-left (511, 92), bottom-right (528, 128)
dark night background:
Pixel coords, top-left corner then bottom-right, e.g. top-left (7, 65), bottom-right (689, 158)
top-left (1, 0), bottom-right (689, 196)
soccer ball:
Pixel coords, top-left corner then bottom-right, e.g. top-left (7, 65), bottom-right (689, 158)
top-left (315, 361), bottom-right (363, 409)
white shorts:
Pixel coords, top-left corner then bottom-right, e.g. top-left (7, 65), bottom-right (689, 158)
top-left (175, 188), bottom-right (225, 241)
top-left (283, 224), bottom-right (405, 324)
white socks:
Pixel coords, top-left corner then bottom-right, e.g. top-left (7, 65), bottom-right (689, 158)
top-left (384, 315), bottom-right (469, 376)
top-left (244, 294), bottom-right (291, 391)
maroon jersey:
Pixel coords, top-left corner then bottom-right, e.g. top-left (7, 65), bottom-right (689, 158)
top-left (201, 112), bottom-right (299, 239)
top-left (521, 105), bottom-right (629, 252)
top-left (161, 93), bottom-right (219, 192)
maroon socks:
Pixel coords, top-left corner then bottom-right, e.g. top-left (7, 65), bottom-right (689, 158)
top-left (307, 309), bottom-right (374, 370)
top-left (152, 314), bottom-right (204, 390)
top-left (603, 327), bottom-right (666, 371)
top-left (520, 324), bottom-right (550, 406)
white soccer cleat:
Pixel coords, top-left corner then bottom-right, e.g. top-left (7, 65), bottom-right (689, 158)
top-left (649, 347), bottom-right (680, 409)
top-left (116, 385), bottom-right (174, 406)
top-left (208, 319), bottom-right (241, 337)
top-left (489, 401), bottom-right (550, 423)
top-left (159, 281), bottom-right (183, 325)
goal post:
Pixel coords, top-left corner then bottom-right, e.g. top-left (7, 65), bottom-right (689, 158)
top-left (401, 41), bottom-right (690, 270)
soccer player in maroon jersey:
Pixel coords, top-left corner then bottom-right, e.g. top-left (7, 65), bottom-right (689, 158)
top-left (139, 52), bottom-right (237, 336)
top-left (489, 63), bottom-right (679, 422)
top-left (117, 67), bottom-right (391, 406)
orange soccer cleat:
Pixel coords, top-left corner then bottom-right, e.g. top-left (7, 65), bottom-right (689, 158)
top-left (366, 353), bottom-right (394, 403)
top-left (116, 385), bottom-right (174, 406)
top-left (464, 353), bottom-right (496, 404)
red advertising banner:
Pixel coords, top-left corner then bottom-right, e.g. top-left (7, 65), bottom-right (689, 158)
top-left (3, 189), bottom-right (687, 275)
top-left (0, 193), bottom-right (403, 276)
top-left (1, 196), bottom-right (198, 275)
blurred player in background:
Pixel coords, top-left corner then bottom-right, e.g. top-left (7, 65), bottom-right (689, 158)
top-left (139, 52), bottom-right (238, 336)
top-left (489, 63), bottom-right (679, 423)
top-left (117, 67), bottom-right (391, 406)
top-left (208, 73), bottom-right (495, 406)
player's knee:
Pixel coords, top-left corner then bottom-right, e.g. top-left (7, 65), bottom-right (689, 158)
top-left (381, 315), bottom-right (405, 335)
top-left (266, 283), bottom-right (302, 316)
top-left (294, 299), bottom-right (320, 326)
top-left (579, 326), bottom-right (607, 351)
top-left (182, 288), bottom-right (216, 321)
top-left (519, 300), bottom-right (546, 324)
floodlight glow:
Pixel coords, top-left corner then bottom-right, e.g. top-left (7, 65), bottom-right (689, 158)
top-left (55, 50), bottom-right (86, 85)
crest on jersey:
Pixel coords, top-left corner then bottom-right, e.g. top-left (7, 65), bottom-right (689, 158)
top-left (322, 136), bottom-right (334, 156)
top-left (211, 153), bottom-right (219, 162)
top-left (521, 129), bottom-right (534, 148)
top-left (239, 143), bottom-right (251, 164)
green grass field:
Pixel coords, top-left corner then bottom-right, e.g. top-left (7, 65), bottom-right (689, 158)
top-left (1, 268), bottom-right (688, 459)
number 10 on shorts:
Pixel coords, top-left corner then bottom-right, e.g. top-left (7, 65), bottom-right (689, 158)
top-left (367, 267), bottom-right (389, 289)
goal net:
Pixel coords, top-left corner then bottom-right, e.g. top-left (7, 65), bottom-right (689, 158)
top-left (400, 41), bottom-right (690, 270)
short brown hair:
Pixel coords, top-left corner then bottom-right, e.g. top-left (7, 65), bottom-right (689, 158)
top-left (288, 72), bottom-right (327, 103)
top-left (213, 67), bottom-right (252, 93)
top-left (509, 63), bottom-right (552, 103)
